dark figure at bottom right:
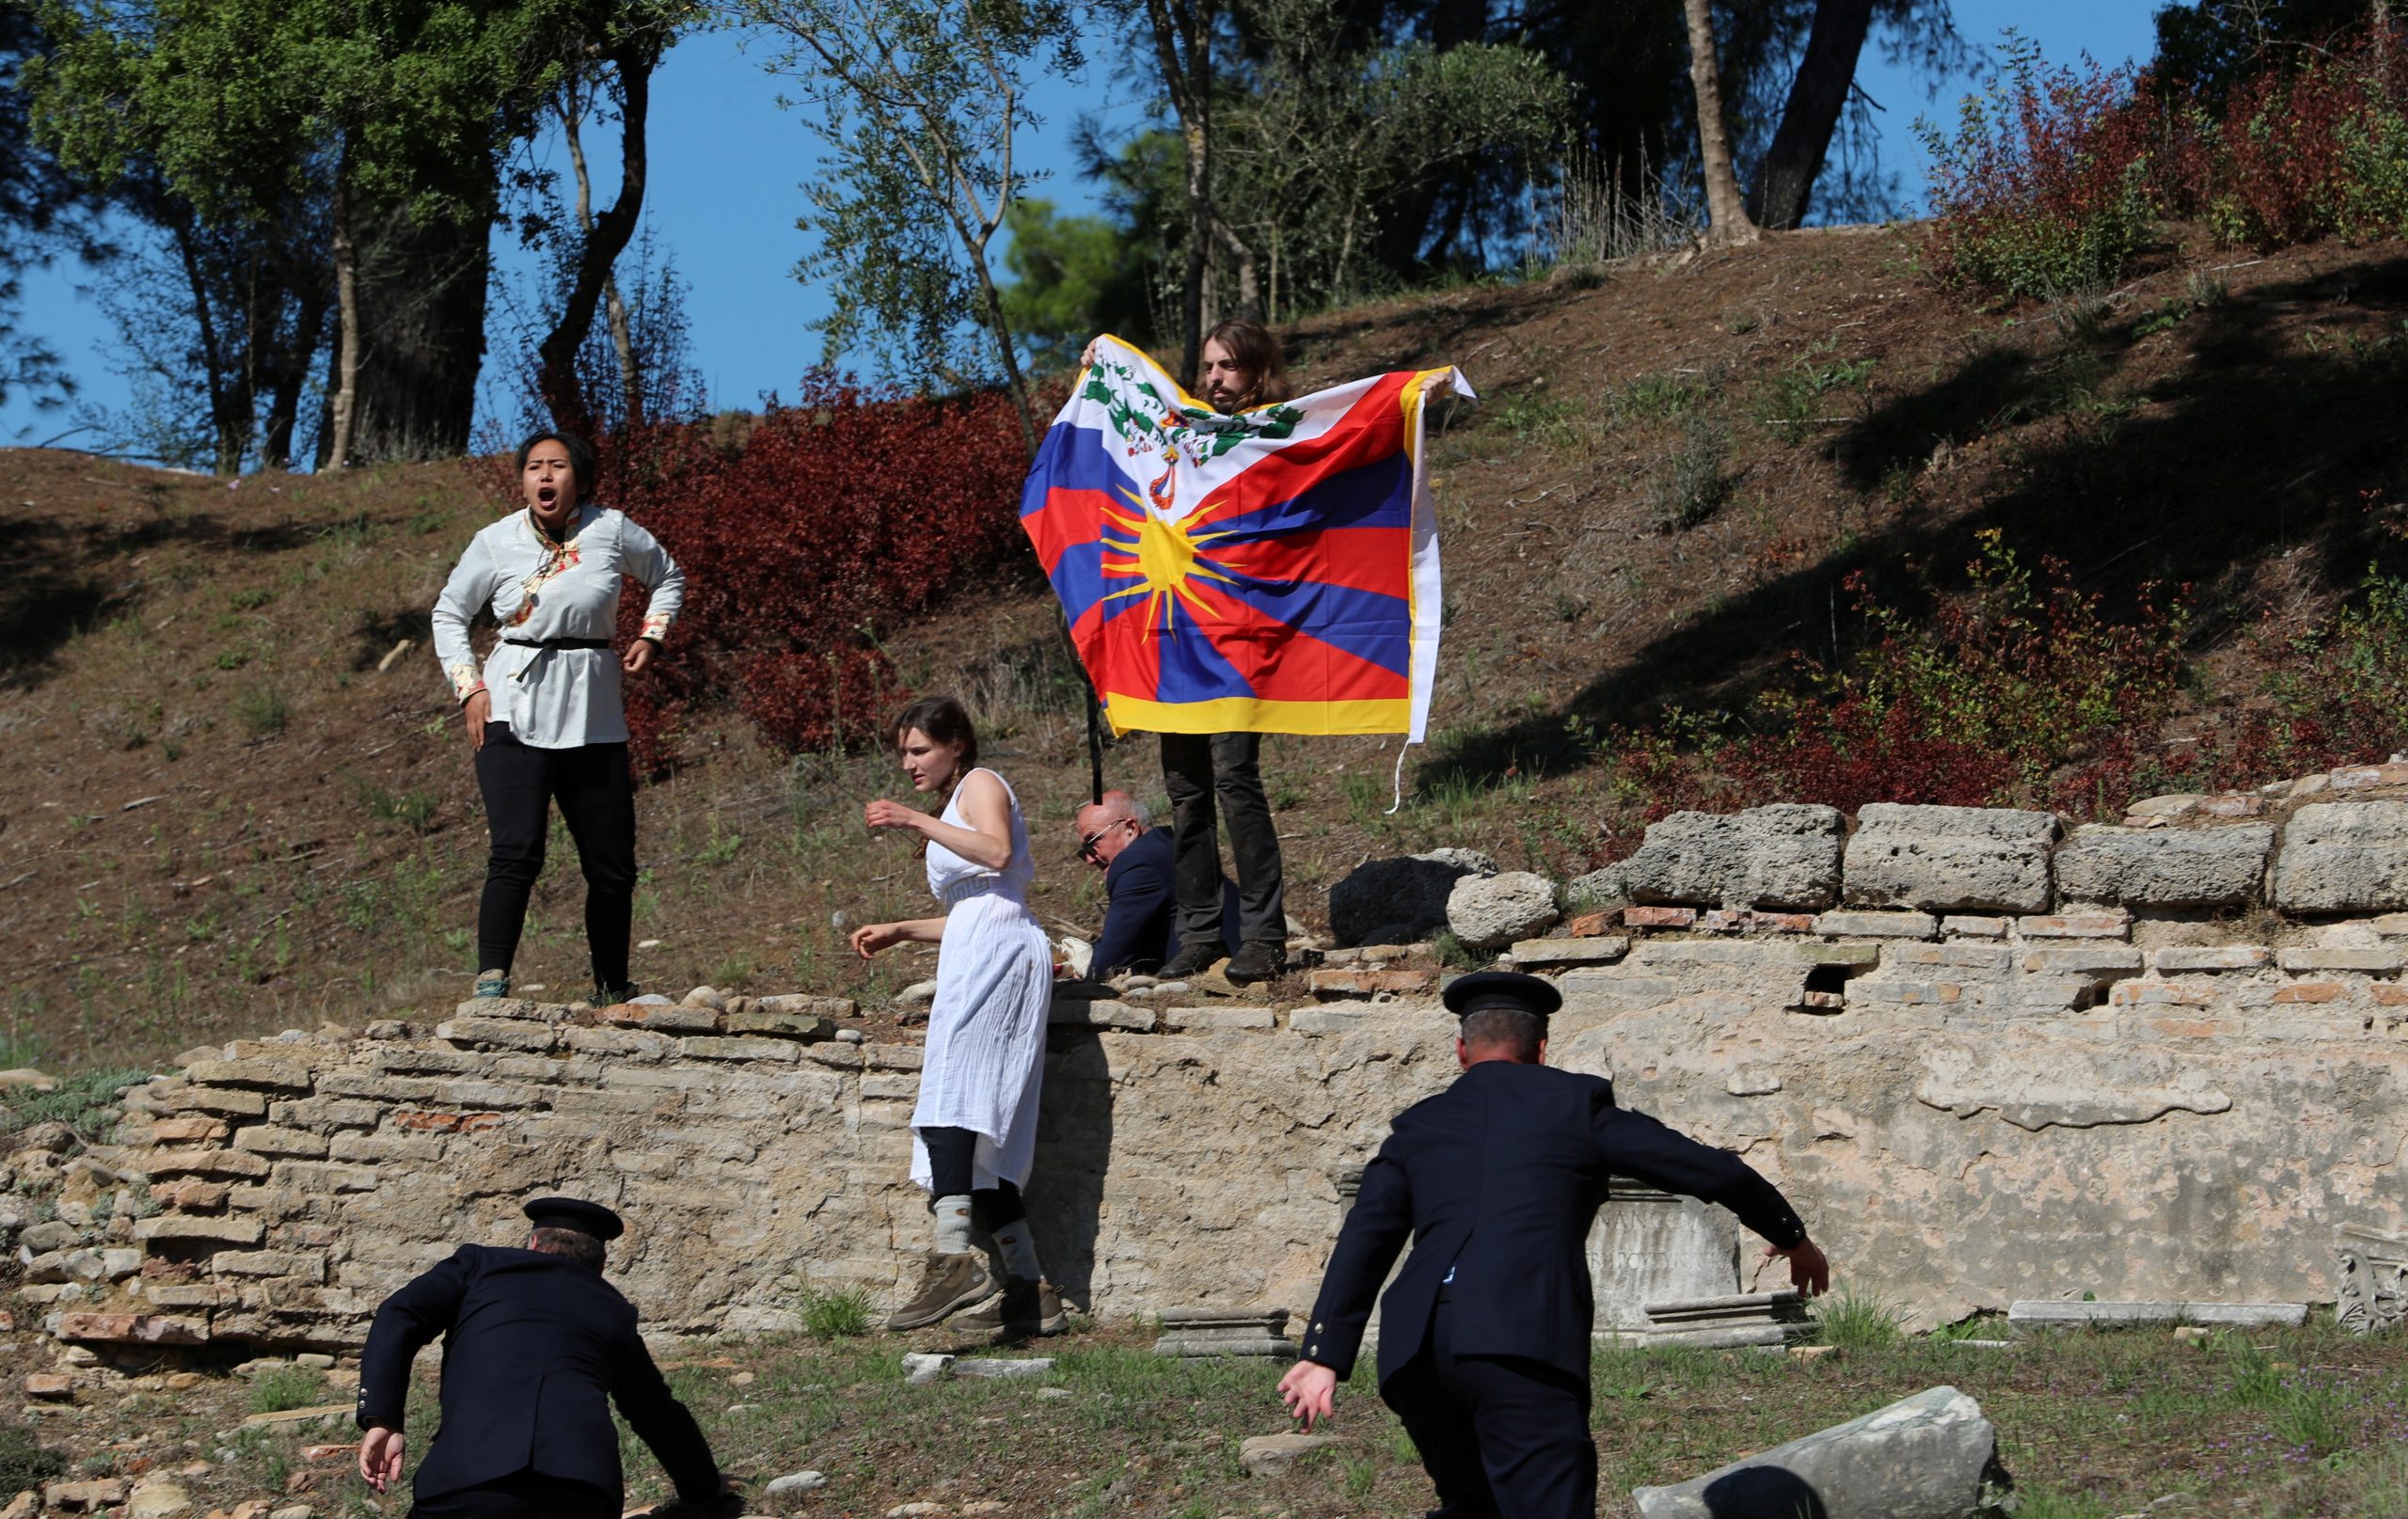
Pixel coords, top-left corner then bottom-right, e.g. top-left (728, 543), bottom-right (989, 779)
top-left (1277, 971), bottom-right (1832, 1519)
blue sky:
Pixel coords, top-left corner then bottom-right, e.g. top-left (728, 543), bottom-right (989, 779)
top-left (6, 0), bottom-right (2162, 452)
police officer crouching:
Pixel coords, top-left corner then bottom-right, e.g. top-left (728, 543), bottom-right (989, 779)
top-left (356, 1196), bottom-right (737, 1518)
top-left (1276, 972), bottom-right (1831, 1519)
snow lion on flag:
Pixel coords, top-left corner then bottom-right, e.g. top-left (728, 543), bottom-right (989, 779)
top-left (1019, 335), bottom-right (1472, 742)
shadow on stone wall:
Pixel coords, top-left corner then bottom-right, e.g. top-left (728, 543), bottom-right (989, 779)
top-left (1029, 1028), bottom-right (1116, 1309)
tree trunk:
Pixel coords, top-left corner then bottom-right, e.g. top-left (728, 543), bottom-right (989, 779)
top-left (1682, 0), bottom-right (1758, 245)
top-left (261, 290), bottom-right (327, 469)
top-left (541, 39), bottom-right (657, 436)
top-left (343, 195), bottom-right (493, 463)
top-left (1212, 215), bottom-right (1259, 321)
top-left (325, 163), bottom-right (361, 472)
top-left (971, 220), bottom-right (1038, 454)
top-left (168, 216), bottom-right (249, 474)
top-left (1144, 0), bottom-right (1212, 383)
top-left (1748, 0), bottom-right (1876, 230)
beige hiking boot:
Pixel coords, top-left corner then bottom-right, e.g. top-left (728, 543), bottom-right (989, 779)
top-left (885, 1250), bottom-right (997, 1331)
top-left (953, 1276), bottom-right (1066, 1339)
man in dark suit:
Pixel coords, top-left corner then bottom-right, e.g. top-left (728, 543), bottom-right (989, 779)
top-left (1074, 790), bottom-right (1239, 978)
top-left (1277, 972), bottom-right (1830, 1519)
top-left (356, 1196), bottom-right (734, 1519)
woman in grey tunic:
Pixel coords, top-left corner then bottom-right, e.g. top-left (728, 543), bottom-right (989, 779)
top-left (431, 431), bottom-right (682, 1005)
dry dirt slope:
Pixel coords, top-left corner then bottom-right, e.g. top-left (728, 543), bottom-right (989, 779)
top-left (5, 223), bottom-right (2407, 1068)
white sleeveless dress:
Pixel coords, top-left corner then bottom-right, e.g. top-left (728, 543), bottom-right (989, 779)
top-left (909, 768), bottom-right (1054, 1194)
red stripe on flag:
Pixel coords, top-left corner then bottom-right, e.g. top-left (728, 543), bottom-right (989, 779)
top-left (1025, 486), bottom-right (1117, 575)
top-left (1181, 372), bottom-right (1416, 530)
top-left (1208, 525), bottom-right (1413, 600)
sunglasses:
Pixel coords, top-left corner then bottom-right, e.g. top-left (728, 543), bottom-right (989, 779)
top-left (1075, 818), bottom-right (1133, 862)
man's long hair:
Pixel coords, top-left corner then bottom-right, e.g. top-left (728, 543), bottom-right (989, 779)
top-left (1202, 319), bottom-right (1293, 407)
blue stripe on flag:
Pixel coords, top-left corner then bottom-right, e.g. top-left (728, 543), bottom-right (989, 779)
top-left (1200, 453), bottom-right (1412, 538)
top-left (1021, 422), bottom-right (1131, 515)
top-left (1154, 601), bottom-right (1256, 703)
top-left (1212, 578), bottom-right (1413, 676)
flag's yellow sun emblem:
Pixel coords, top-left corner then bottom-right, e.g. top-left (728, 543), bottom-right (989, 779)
top-left (1101, 487), bottom-right (1241, 630)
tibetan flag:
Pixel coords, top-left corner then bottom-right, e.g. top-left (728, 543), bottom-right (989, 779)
top-left (1019, 335), bottom-right (1470, 740)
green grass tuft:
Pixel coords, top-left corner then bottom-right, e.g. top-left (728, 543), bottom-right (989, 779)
top-left (1811, 1287), bottom-right (1907, 1350)
top-left (246, 1366), bottom-right (329, 1415)
top-left (800, 1285), bottom-right (876, 1339)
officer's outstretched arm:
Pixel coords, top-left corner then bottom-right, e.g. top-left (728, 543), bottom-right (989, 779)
top-left (611, 1330), bottom-right (728, 1504)
top-left (1592, 1100), bottom-right (1813, 1261)
top-left (356, 1248), bottom-right (474, 1435)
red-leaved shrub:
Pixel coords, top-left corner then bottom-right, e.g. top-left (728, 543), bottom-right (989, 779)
top-left (1592, 531), bottom-right (2194, 853)
top-left (1590, 532), bottom-right (2408, 855)
top-left (1925, 20), bottom-right (2408, 295)
top-left (479, 373), bottom-right (1038, 771)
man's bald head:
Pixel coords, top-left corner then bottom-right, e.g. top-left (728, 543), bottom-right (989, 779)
top-left (1083, 790), bottom-right (1149, 829)
top-left (1075, 790), bottom-right (1151, 870)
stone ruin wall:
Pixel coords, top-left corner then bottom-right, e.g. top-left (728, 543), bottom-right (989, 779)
top-left (25, 779), bottom-right (2408, 1357)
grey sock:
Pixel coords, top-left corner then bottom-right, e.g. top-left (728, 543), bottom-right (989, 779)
top-left (992, 1219), bottom-right (1041, 1281)
top-left (933, 1195), bottom-right (973, 1255)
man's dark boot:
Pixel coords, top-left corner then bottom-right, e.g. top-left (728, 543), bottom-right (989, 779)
top-left (1160, 943), bottom-right (1223, 980)
top-left (1224, 941), bottom-right (1286, 985)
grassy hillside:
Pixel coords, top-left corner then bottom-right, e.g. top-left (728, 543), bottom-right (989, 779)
top-left (6, 222), bottom-right (2405, 1069)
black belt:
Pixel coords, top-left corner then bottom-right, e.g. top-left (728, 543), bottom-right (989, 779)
top-left (501, 637), bottom-right (610, 650)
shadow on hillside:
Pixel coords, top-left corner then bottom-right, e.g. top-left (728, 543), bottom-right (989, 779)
top-left (353, 608), bottom-right (436, 670)
top-left (0, 516), bottom-right (123, 690)
top-left (1419, 255), bottom-right (2408, 790)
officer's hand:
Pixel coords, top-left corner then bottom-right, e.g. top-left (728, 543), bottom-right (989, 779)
top-left (358, 1425), bottom-right (404, 1492)
top-left (1277, 1359), bottom-right (1339, 1431)
top-left (1765, 1236), bottom-right (1831, 1297)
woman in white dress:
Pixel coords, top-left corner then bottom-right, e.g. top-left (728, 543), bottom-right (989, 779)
top-left (849, 696), bottom-right (1062, 1337)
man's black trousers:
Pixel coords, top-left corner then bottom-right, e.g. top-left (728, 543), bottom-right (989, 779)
top-left (1159, 731), bottom-right (1285, 948)
top-left (411, 1471), bottom-right (617, 1519)
top-left (474, 723), bottom-right (636, 992)
top-left (1381, 1298), bottom-right (1595, 1519)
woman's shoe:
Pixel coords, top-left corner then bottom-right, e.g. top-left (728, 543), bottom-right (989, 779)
top-left (954, 1276), bottom-right (1065, 1339)
top-left (885, 1250), bottom-right (997, 1331)
top-left (473, 969), bottom-right (511, 999)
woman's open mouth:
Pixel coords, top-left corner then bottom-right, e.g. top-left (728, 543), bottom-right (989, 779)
top-left (537, 486), bottom-right (558, 503)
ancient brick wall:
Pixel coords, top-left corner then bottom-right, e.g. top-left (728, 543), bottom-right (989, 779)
top-left (24, 785), bottom-right (2408, 1355)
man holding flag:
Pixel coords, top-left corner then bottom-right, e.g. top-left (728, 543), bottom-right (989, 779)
top-left (1030, 324), bottom-right (1467, 972)
top-left (1160, 321), bottom-right (1296, 985)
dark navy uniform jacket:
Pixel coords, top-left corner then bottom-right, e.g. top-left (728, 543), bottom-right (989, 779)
top-left (1089, 826), bottom-right (1241, 977)
top-left (1298, 1060), bottom-right (1809, 1386)
top-left (355, 1243), bottom-right (720, 1505)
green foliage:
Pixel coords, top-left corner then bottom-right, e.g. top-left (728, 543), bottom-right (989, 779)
top-left (25, 0), bottom-right (596, 469)
top-left (800, 1285), bottom-right (875, 1339)
top-left (1492, 389), bottom-right (1578, 445)
top-left (234, 685), bottom-right (289, 736)
top-left (745, 0), bottom-right (1077, 437)
top-left (1647, 414), bottom-right (1731, 533)
top-left (1916, 35), bottom-right (2157, 299)
top-left (1810, 1287), bottom-right (1907, 1349)
top-left (3, 1067), bottom-right (146, 1141)
top-left (998, 198), bottom-right (1152, 367)
top-left (1428, 930), bottom-right (1481, 971)
top-left (344, 773), bottom-right (437, 833)
top-left (247, 1366), bottom-right (330, 1415)
top-left (0, 1422), bottom-right (65, 1495)
top-left (1762, 340), bottom-right (1875, 443)
top-left (1101, 0), bottom-right (1574, 324)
